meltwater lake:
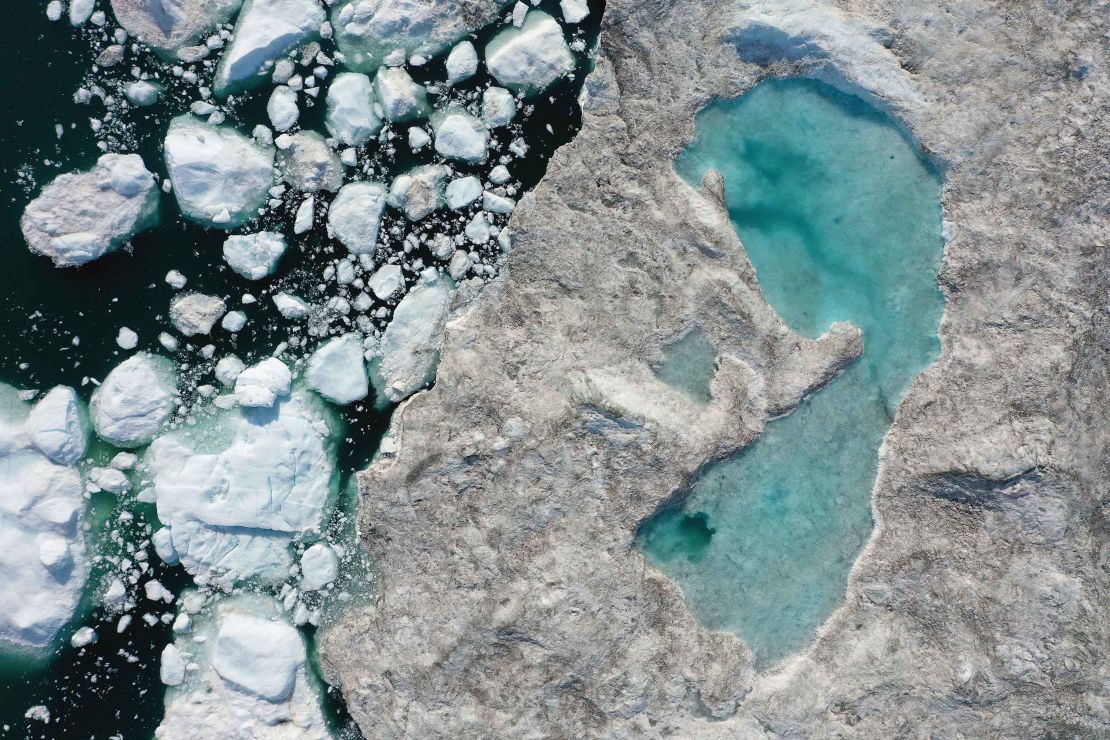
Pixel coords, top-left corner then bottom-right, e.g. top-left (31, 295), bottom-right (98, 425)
top-left (640, 78), bottom-right (945, 665)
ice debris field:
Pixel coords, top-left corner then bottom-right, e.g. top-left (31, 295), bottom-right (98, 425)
top-left (0, 0), bottom-right (600, 734)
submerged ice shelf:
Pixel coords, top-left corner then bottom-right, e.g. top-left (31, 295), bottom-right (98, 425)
top-left (640, 78), bottom-right (945, 665)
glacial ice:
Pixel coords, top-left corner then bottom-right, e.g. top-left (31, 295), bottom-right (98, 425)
top-left (145, 388), bottom-right (335, 581)
top-left (221, 311), bottom-right (247, 332)
top-left (110, 0), bottom-right (243, 57)
top-left (372, 271), bottom-right (452, 402)
top-left (325, 72), bottom-right (382, 146)
top-left (267, 86), bottom-right (300, 132)
top-left (445, 175), bottom-right (483, 209)
top-left (277, 131), bottom-right (344, 192)
top-left (560, 0), bottom-right (589, 24)
top-left (445, 40), bottom-right (478, 84)
top-left (481, 86), bottom-right (517, 127)
top-left (116, 326), bottom-right (139, 349)
top-left (124, 80), bottom-right (162, 107)
top-left (25, 386), bottom-right (88, 466)
top-left (169, 293), bottom-right (228, 336)
top-left (213, 0), bottom-right (326, 96)
top-left (305, 333), bottom-right (368, 404)
top-left (485, 11), bottom-right (574, 93)
top-left (273, 292), bottom-right (313, 319)
top-left (293, 196), bottom-right (315, 234)
top-left (367, 264), bottom-right (404, 300)
top-left (164, 115), bottom-right (276, 229)
top-left (327, 181), bottom-right (388, 256)
top-left (299, 543), bottom-right (339, 591)
top-left (388, 164), bottom-right (448, 221)
top-left (233, 357), bottom-right (292, 408)
top-left (223, 231), bottom-right (288, 280)
top-left (20, 153), bottom-right (159, 268)
top-left (373, 66), bottom-right (429, 123)
top-left (91, 353), bottom-right (178, 448)
top-left (432, 107), bottom-right (489, 163)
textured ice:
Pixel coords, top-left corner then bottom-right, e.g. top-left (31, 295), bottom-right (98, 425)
top-left (273, 292), bottom-right (312, 319)
top-left (214, 0), bottom-right (325, 96)
top-left (481, 86), bottom-right (517, 127)
top-left (367, 263), bottom-right (404, 300)
top-left (124, 80), bottom-right (162, 106)
top-left (110, 0), bottom-right (243, 56)
top-left (305, 333), bottom-right (368, 404)
top-left (169, 293), bottom-right (227, 336)
top-left (21, 153), bottom-right (159, 267)
top-left (372, 271), bottom-right (452, 401)
top-left (431, 107), bottom-right (489, 163)
top-left (445, 175), bottom-right (483, 209)
top-left (25, 386), bottom-right (88, 466)
top-left (293, 196), bottom-right (315, 234)
top-left (560, 0), bottom-right (589, 23)
top-left (267, 86), bottom-right (300, 131)
top-left (164, 116), bottom-right (276, 229)
top-left (388, 164), bottom-right (448, 221)
top-left (212, 612), bottom-right (305, 701)
top-left (299, 543), bottom-right (338, 591)
top-left (445, 40), bottom-right (478, 84)
top-left (91, 353), bottom-right (178, 448)
top-left (373, 67), bottom-right (429, 123)
top-left (485, 11), bottom-right (574, 93)
top-left (325, 72), bottom-right (382, 146)
top-left (223, 231), bottom-right (288, 280)
top-left (145, 388), bottom-right (335, 581)
top-left (278, 131), bottom-right (344, 192)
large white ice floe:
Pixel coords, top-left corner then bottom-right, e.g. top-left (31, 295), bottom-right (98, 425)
top-left (388, 164), bottom-right (448, 221)
top-left (277, 131), bottom-right (344, 192)
top-left (0, 385), bottom-right (89, 655)
top-left (214, 0), bottom-right (326, 96)
top-left (330, 0), bottom-right (511, 73)
top-left (305, 333), bottom-right (368, 405)
top-left (373, 67), bottom-right (429, 123)
top-left (267, 86), bottom-right (300, 132)
top-left (144, 387), bottom-right (336, 582)
top-left (485, 11), bottom-right (574, 93)
top-left (223, 231), bottom-right (288, 279)
top-left (110, 0), bottom-right (244, 57)
top-left (326, 181), bottom-right (387, 255)
top-left (431, 107), bottom-right (489, 163)
top-left (25, 386), bottom-right (88, 466)
top-left (20, 153), bottom-right (159, 268)
top-left (324, 72), bottom-right (382, 146)
top-left (91, 353), bottom-right (178, 448)
top-left (170, 292), bottom-right (228, 336)
top-left (164, 115), bottom-right (276, 229)
top-left (156, 594), bottom-right (327, 739)
top-left (372, 270), bottom-right (452, 402)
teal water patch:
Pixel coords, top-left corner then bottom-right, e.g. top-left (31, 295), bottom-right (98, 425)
top-left (638, 78), bottom-right (944, 665)
top-left (655, 328), bottom-right (718, 405)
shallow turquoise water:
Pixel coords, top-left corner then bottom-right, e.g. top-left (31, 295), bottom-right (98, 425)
top-left (639, 78), bottom-right (944, 665)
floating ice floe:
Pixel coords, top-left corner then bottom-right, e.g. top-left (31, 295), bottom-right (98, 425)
top-left (91, 353), bottom-right (178, 448)
top-left (117, 326), bottom-right (139, 350)
top-left (273, 292), bottom-right (313, 319)
top-left (305, 333), bottom-right (368, 404)
top-left (222, 311), bottom-right (248, 332)
top-left (431, 107), bottom-right (489, 163)
top-left (485, 11), bottom-right (574, 93)
top-left (69, 0), bottom-right (95, 26)
top-left (367, 264), bottom-right (404, 300)
top-left (157, 595), bottom-right (327, 738)
top-left (233, 357), bottom-right (292, 408)
top-left (299, 543), bottom-right (339, 590)
top-left (223, 231), bottom-right (288, 280)
top-left (324, 72), bottom-right (382, 146)
top-left (445, 40), bottom-right (478, 84)
top-left (164, 115), bottom-right (276, 229)
top-left (408, 126), bottom-right (431, 150)
top-left (267, 86), bottom-right (300, 132)
top-left (214, 0), bottom-right (326, 96)
top-left (388, 164), bottom-right (448, 221)
top-left (124, 80), bottom-right (162, 107)
top-left (110, 0), bottom-right (243, 57)
top-left (327, 181), bottom-right (387, 255)
top-left (371, 270), bottom-right (452, 402)
top-left (481, 86), bottom-right (518, 127)
top-left (0, 385), bottom-right (89, 655)
top-left (215, 355), bottom-right (246, 387)
top-left (373, 66), bottom-right (429, 122)
top-left (560, 0), bottom-right (589, 24)
top-left (170, 293), bottom-right (228, 336)
top-left (445, 175), bottom-right (483, 209)
top-left (277, 131), bottom-right (344, 192)
top-left (25, 386), bottom-right (88, 466)
top-left (20, 153), bottom-right (159, 268)
top-left (293, 196), bottom-right (315, 234)
top-left (144, 387), bottom-right (335, 581)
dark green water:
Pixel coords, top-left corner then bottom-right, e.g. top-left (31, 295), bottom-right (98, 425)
top-left (0, 0), bottom-right (603, 735)
top-left (640, 78), bottom-right (944, 666)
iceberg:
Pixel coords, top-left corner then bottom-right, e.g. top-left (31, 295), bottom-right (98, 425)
top-left (233, 357), bottom-right (292, 408)
top-left (388, 164), bottom-right (448, 221)
top-left (485, 11), bottom-right (574, 94)
top-left (431, 107), bottom-right (489, 163)
top-left (327, 181), bottom-right (387, 255)
top-left (277, 131), bottom-right (344, 192)
top-left (169, 293), bottom-right (228, 336)
top-left (110, 0), bottom-right (243, 57)
top-left (266, 86), bottom-right (300, 132)
top-left (305, 333), bottom-right (368, 404)
top-left (373, 67), bottom-right (429, 123)
top-left (445, 40), bottom-right (478, 84)
top-left (25, 386), bottom-right (88, 466)
top-left (91, 353), bottom-right (178, 448)
top-left (213, 0), bottom-right (325, 96)
top-left (481, 86), bottom-right (518, 127)
top-left (222, 231), bottom-right (288, 280)
top-left (325, 72), bottom-right (382, 146)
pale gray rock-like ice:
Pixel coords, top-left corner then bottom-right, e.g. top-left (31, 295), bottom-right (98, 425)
top-left (324, 71), bottom-right (382, 146)
top-left (327, 181), bottom-right (388, 254)
top-left (321, 0), bottom-right (1110, 737)
top-left (110, 0), bottom-right (243, 57)
top-left (213, 0), bottom-right (325, 96)
top-left (485, 10), bottom-right (575, 94)
top-left (91, 353), bottom-right (177, 448)
top-left (481, 86), bottom-right (517, 127)
top-left (372, 66), bottom-right (429, 123)
top-left (222, 231), bottom-right (287, 280)
top-left (169, 292), bottom-right (227, 336)
top-left (277, 131), bottom-right (344, 192)
top-left (21, 153), bottom-right (159, 267)
top-left (388, 164), bottom-right (447, 221)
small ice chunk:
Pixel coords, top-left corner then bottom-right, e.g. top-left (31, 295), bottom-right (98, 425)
top-left (46, 1), bottom-right (63, 22)
top-left (373, 273), bottom-right (452, 401)
top-left (110, 452), bottom-right (137, 470)
top-left (71, 626), bottom-right (98, 648)
top-left (325, 72), bottom-right (381, 146)
top-left (164, 115), bottom-right (275, 229)
top-left (299, 543), bottom-right (339, 590)
top-left (221, 311), bottom-right (247, 332)
top-left (489, 164), bottom-right (511, 184)
top-left (445, 176), bottom-right (483, 210)
top-left (448, 249), bottom-right (473, 279)
top-left (69, 0), bottom-right (95, 26)
top-left (88, 466), bottom-right (131, 495)
top-left (172, 613), bottom-right (192, 634)
top-left (165, 270), bottom-right (188, 289)
top-left (161, 643), bottom-right (186, 686)
top-left (170, 293), bottom-right (227, 337)
top-left (116, 326), bottom-right (139, 349)
top-left (159, 332), bottom-right (179, 352)
top-left (367, 264), bottom-right (404, 300)
top-left (90, 353), bottom-right (177, 448)
top-left (373, 67), bottom-right (429, 123)
top-left (560, 0), bottom-right (589, 23)
top-left (483, 191), bottom-right (516, 214)
top-left (481, 87), bottom-right (517, 128)
top-left (124, 81), bottom-right (161, 107)
top-left (20, 153), bottom-right (159, 267)
top-left (278, 131), bottom-right (343, 192)
top-left (485, 11), bottom-right (573, 93)
top-left (223, 231), bottom-right (287, 280)
top-left (388, 164), bottom-right (447, 221)
top-left (431, 107), bottom-right (489, 163)
top-left (273, 292), bottom-right (312, 319)
top-left (327, 181), bottom-right (387, 255)
top-left (266, 86), bottom-right (300, 131)
top-left (233, 358), bottom-right (291, 408)
top-left (214, 0), bottom-right (326, 96)
top-left (445, 41), bottom-right (478, 84)
top-left (512, 1), bottom-right (527, 27)
top-left (26, 386), bottom-right (88, 466)
top-left (305, 334), bottom-right (367, 404)
top-left (293, 197), bottom-right (315, 234)
top-left (465, 212), bottom-right (491, 243)
top-left (408, 126), bottom-right (430, 150)
top-left (212, 612), bottom-right (305, 701)
top-left (215, 355), bottom-right (246, 387)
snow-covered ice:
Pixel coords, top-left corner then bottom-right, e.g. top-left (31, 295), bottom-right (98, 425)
top-left (116, 326), bottom-right (139, 350)
top-left (324, 72), bottom-right (382, 146)
top-left (485, 11), bottom-right (574, 93)
top-left (277, 131), bottom-right (344, 192)
top-left (233, 357), bottom-right (292, 408)
top-left (299, 543), bottom-right (339, 590)
top-left (327, 181), bottom-right (387, 255)
top-left (214, 0), bottom-right (326, 96)
top-left (373, 67), bottom-right (429, 122)
top-left (164, 115), bottom-right (276, 229)
top-left (367, 264), bottom-right (404, 300)
top-left (267, 86), bottom-right (300, 131)
top-left (481, 86), bottom-right (518, 127)
top-left (293, 196), bottom-right (315, 234)
top-left (223, 231), bottom-right (288, 280)
top-left (445, 176), bottom-right (483, 209)
top-left (445, 40), bottom-right (478, 84)
top-left (431, 107), bottom-right (489, 163)
top-left (21, 153), bottom-right (159, 268)
top-left (273, 292), bottom-right (312, 319)
top-left (372, 271), bottom-right (452, 402)
top-left (170, 293), bottom-right (227, 336)
top-left (124, 80), bottom-right (162, 107)
top-left (91, 353), bottom-right (178, 448)
top-left (560, 0), bottom-right (589, 24)
top-left (221, 311), bottom-right (247, 332)
top-left (305, 333), bottom-right (368, 404)
top-left (388, 164), bottom-right (447, 221)
top-left (25, 386), bottom-right (88, 466)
